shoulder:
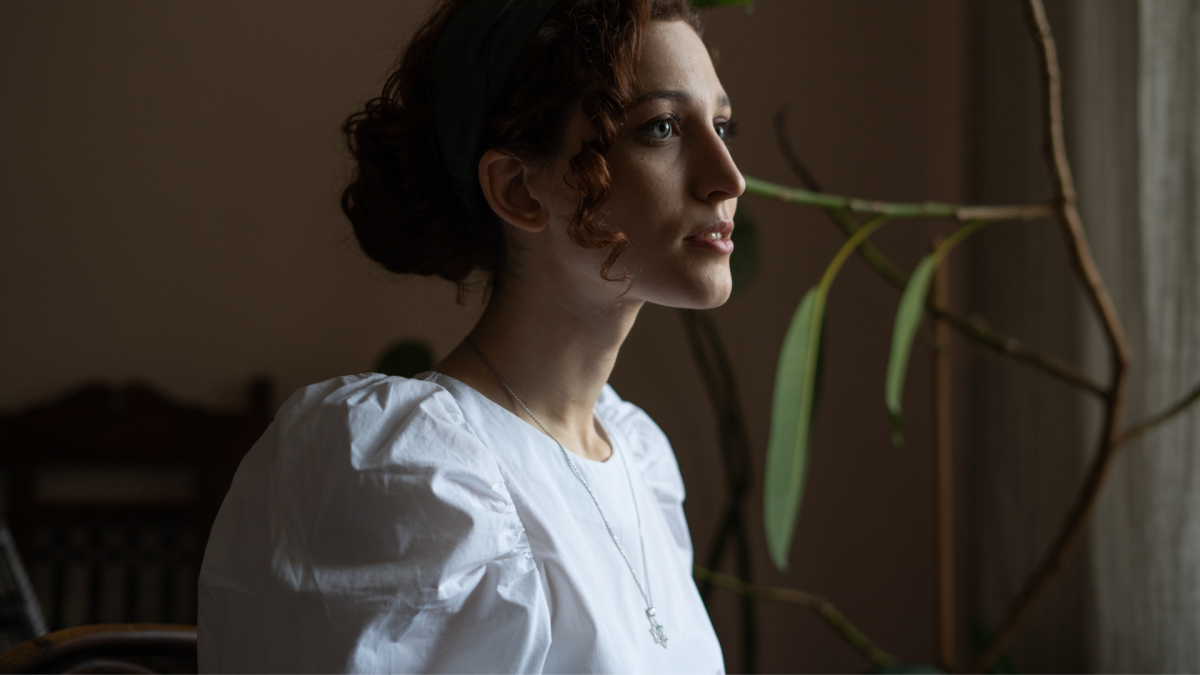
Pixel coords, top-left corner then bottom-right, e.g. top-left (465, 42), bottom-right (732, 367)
top-left (208, 371), bottom-right (526, 589)
top-left (595, 383), bottom-right (669, 448)
top-left (266, 373), bottom-right (513, 540)
top-left (214, 373), bottom-right (518, 577)
top-left (201, 374), bottom-right (548, 673)
top-left (595, 384), bottom-right (684, 501)
top-left (263, 372), bottom-right (511, 487)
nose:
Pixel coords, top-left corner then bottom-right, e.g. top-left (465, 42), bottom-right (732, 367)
top-left (692, 126), bottom-right (745, 205)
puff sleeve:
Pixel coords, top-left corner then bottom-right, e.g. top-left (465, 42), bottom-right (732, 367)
top-left (594, 388), bottom-right (693, 564)
top-left (198, 374), bottom-right (551, 674)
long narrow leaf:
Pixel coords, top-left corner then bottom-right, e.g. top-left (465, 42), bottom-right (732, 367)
top-left (765, 215), bottom-right (887, 571)
top-left (765, 290), bottom-right (819, 571)
top-left (885, 220), bottom-right (984, 446)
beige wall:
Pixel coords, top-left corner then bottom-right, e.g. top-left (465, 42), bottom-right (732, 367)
top-left (0, 1), bottom-right (967, 671)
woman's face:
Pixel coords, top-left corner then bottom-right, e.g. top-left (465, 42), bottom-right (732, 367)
top-left (538, 20), bottom-right (744, 310)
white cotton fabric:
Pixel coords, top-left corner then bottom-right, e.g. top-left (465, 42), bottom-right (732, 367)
top-left (197, 372), bottom-right (724, 674)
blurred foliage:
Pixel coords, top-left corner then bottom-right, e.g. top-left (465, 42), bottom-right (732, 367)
top-left (970, 620), bottom-right (1022, 674)
top-left (730, 207), bottom-right (760, 294)
top-left (884, 221), bottom-right (984, 447)
top-left (764, 215), bottom-right (886, 569)
top-left (375, 339), bottom-right (435, 378)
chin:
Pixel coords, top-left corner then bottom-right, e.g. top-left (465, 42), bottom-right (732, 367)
top-left (691, 285), bottom-right (733, 309)
top-left (687, 277), bottom-right (733, 308)
top-left (635, 271), bottom-right (733, 310)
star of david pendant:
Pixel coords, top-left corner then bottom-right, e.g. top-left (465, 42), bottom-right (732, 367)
top-left (646, 607), bottom-right (668, 648)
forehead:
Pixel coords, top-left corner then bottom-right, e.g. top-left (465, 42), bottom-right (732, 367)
top-left (636, 20), bottom-right (727, 104)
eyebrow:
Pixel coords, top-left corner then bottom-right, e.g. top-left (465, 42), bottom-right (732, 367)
top-left (630, 89), bottom-right (731, 109)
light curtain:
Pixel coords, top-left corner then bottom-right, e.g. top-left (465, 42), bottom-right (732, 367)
top-left (969, 0), bottom-right (1200, 671)
top-left (1084, 0), bottom-right (1200, 671)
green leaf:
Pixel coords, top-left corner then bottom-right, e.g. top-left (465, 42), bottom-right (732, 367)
top-left (764, 214), bottom-right (887, 571)
top-left (884, 255), bottom-right (936, 447)
top-left (884, 221), bottom-right (983, 446)
top-left (375, 339), bottom-right (435, 378)
top-left (969, 618), bottom-right (1023, 674)
top-left (765, 289), bottom-right (820, 571)
top-left (730, 207), bottom-right (760, 294)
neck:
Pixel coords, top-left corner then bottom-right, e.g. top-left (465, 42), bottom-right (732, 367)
top-left (434, 269), bottom-right (642, 461)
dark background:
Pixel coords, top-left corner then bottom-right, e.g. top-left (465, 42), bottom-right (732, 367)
top-left (1, 1), bottom-right (976, 671)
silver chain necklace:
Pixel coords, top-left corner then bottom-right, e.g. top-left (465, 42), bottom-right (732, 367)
top-left (465, 338), bottom-right (668, 648)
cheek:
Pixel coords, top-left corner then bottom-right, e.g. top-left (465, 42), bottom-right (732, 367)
top-left (604, 152), bottom-right (685, 234)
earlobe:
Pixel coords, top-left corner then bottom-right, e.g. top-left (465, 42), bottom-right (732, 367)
top-left (478, 149), bottom-right (549, 233)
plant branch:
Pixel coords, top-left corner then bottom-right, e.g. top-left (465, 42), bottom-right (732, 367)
top-left (772, 109), bottom-right (911, 288)
top-left (744, 176), bottom-right (1055, 222)
top-left (969, 1), bottom-right (1134, 671)
top-left (681, 309), bottom-right (758, 672)
top-left (771, 109), bottom-right (1105, 397)
top-left (763, 5), bottom-right (1139, 669)
top-left (932, 238), bottom-right (959, 672)
top-left (928, 308), bottom-right (1105, 396)
top-left (1120, 380), bottom-right (1200, 443)
top-left (681, 310), bottom-right (754, 493)
top-left (694, 566), bottom-right (898, 668)
top-left (772, 107), bottom-right (828, 194)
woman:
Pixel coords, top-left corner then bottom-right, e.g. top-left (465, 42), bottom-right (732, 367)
top-left (198, 0), bottom-right (742, 671)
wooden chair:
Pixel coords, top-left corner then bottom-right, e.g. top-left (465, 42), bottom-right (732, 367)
top-left (0, 522), bottom-right (48, 652)
top-left (0, 379), bottom-right (270, 631)
top-left (0, 623), bottom-right (196, 674)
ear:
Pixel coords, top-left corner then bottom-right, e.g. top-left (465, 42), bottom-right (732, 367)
top-left (478, 149), bottom-right (549, 233)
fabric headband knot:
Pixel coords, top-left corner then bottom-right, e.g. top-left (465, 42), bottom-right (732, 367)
top-left (433, 0), bottom-right (563, 216)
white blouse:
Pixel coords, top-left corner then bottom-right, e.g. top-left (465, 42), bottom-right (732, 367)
top-left (198, 372), bottom-right (724, 673)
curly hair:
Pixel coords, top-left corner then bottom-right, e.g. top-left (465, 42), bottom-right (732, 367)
top-left (341, 0), bottom-right (701, 292)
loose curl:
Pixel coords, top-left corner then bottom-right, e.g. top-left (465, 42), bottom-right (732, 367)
top-left (341, 0), bottom-right (701, 293)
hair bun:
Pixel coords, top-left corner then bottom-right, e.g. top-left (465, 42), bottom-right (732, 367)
top-left (340, 0), bottom-right (700, 291)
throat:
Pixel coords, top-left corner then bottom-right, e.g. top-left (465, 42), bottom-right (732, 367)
top-left (532, 414), bottom-right (613, 463)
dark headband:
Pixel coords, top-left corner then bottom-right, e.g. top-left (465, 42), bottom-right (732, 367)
top-left (433, 0), bottom-right (563, 215)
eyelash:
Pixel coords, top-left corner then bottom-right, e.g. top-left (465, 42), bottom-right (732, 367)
top-left (638, 115), bottom-right (740, 144)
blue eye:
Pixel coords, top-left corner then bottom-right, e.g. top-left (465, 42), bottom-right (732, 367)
top-left (715, 119), bottom-right (740, 141)
top-left (646, 118), bottom-right (674, 140)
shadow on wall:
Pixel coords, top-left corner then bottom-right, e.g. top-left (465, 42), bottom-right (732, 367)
top-left (0, 379), bottom-right (270, 634)
top-left (0, 1), bottom-right (971, 672)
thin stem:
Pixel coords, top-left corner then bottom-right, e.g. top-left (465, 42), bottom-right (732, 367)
top-left (818, 215), bottom-right (890, 293)
top-left (694, 566), bottom-right (898, 668)
top-left (832, 210), bottom-right (912, 287)
top-left (698, 503), bottom-right (737, 601)
top-left (932, 236), bottom-right (958, 673)
top-left (772, 107), bottom-right (827, 193)
top-left (927, 307), bottom-right (1105, 396)
top-left (680, 309), bottom-right (758, 672)
top-left (698, 311), bottom-right (755, 489)
top-left (681, 310), bottom-right (753, 492)
top-left (970, 0), bottom-right (1134, 670)
top-left (744, 176), bottom-right (1056, 222)
top-left (772, 108), bottom-right (912, 288)
top-left (733, 510), bottom-right (758, 674)
top-left (970, 407), bottom-right (1123, 674)
top-left (1121, 380), bottom-right (1200, 443)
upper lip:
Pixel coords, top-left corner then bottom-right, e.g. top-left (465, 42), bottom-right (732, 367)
top-left (684, 220), bottom-right (735, 239)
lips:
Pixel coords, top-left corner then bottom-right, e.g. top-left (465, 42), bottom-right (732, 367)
top-left (684, 220), bottom-right (735, 254)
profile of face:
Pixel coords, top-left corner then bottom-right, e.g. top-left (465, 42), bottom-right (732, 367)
top-left (482, 20), bottom-right (744, 311)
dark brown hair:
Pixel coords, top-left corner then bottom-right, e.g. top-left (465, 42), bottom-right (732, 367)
top-left (341, 0), bottom-right (701, 291)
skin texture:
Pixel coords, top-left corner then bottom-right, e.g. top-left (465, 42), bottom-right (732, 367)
top-left (434, 20), bottom-right (744, 462)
